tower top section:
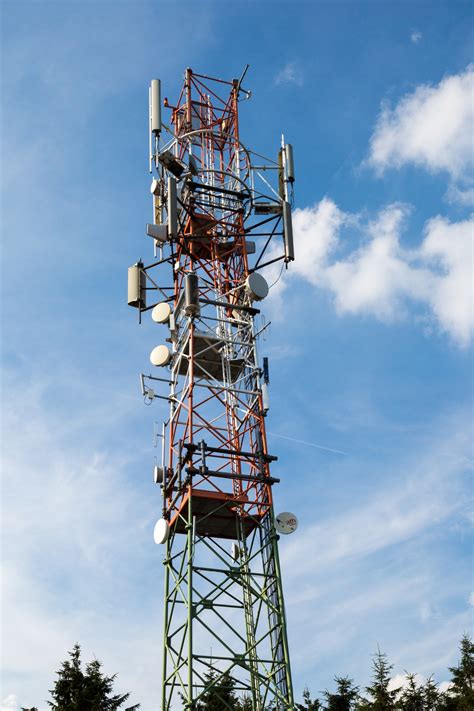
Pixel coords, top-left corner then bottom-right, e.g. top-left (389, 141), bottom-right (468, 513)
top-left (143, 67), bottom-right (295, 279)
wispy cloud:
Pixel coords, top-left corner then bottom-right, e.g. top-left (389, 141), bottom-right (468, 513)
top-left (1, 371), bottom-right (160, 710)
top-left (274, 60), bottom-right (303, 86)
top-left (280, 409), bottom-right (472, 681)
top-left (281, 413), bottom-right (471, 576)
top-left (410, 30), bottom-right (423, 44)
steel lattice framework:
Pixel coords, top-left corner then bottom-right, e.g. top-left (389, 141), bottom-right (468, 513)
top-left (129, 67), bottom-right (296, 710)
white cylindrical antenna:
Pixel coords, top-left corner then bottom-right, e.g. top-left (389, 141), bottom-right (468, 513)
top-left (128, 262), bottom-right (146, 308)
top-left (149, 86), bottom-right (153, 173)
top-left (285, 144), bottom-right (295, 183)
top-left (161, 421), bottom-right (166, 470)
top-left (167, 176), bottom-right (178, 240)
top-left (151, 79), bottom-right (161, 134)
top-left (279, 134), bottom-right (290, 200)
top-left (282, 202), bottom-right (294, 262)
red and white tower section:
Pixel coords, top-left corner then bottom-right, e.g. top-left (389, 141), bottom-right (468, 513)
top-left (128, 67), bottom-right (297, 710)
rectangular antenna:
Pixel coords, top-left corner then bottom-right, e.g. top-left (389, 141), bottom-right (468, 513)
top-left (263, 357), bottom-right (270, 384)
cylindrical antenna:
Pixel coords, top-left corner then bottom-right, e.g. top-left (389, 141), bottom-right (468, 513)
top-left (128, 262), bottom-right (146, 308)
top-left (151, 79), bottom-right (162, 134)
top-left (285, 144), bottom-right (295, 183)
top-left (278, 148), bottom-right (285, 200)
top-left (280, 134), bottom-right (288, 201)
top-left (167, 177), bottom-right (178, 240)
top-left (282, 202), bottom-right (294, 262)
top-left (149, 86), bottom-right (153, 173)
top-left (184, 272), bottom-right (200, 317)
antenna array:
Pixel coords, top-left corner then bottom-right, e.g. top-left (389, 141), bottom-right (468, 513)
top-left (129, 67), bottom-right (296, 710)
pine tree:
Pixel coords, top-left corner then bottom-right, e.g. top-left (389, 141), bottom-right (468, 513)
top-left (236, 694), bottom-right (253, 710)
top-left (356, 648), bottom-right (399, 711)
top-left (296, 686), bottom-right (321, 710)
top-left (441, 634), bottom-right (474, 711)
top-left (397, 673), bottom-right (424, 711)
top-left (422, 676), bottom-right (440, 711)
top-left (196, 669), bottom-right (239, 710)
top-left (324, 676), bottom-right (359, 711)
top-left (47, 644), bottom-right (139, 711)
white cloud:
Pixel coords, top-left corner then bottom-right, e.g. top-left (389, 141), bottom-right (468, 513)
top-left (323, 204), bottom-right (432, 321)
top-left (389, 672), bottom-right (424, 692)
top-left (419, 215), bottom-right (474, 345)
top-left (291, 196), bottom-right (345, 280)
top-left (368, 66), bottom-right (474, 182)
top-left (439, 681), bottom-right (453, 693)
top-left (445, 183), bottom-right (474, 206)
top-left (469, 591), bottom-right (474, 606)
top-left (1, 696), bottom-right (18, 711)
top-left (267, 198), bottom-right (473, 347)
top-left (274, 60), bottom-right (303, 86)
top-left (410, 31), bottom-right (423, 44)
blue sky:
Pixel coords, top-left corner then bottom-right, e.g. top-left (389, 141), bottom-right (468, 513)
top-left (1, 1), bottom-right (472, 709)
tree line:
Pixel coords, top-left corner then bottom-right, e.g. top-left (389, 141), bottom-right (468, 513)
top-left (21, 634), bottom-right (473, 710)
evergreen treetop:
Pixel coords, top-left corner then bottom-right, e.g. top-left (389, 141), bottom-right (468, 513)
top-left (47, 644), bottom-right (139, 711)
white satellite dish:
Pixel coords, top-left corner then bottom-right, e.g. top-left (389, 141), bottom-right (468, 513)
top-left (245, 272), bottom-right (269, 301)
top-left (275, 512), bottom-right (298, 535)
top-left (152, 302), bottom-right (172, 324)
top-left (150, 344), bottom-right (171, 367)
top-left (153, 518), bottom-right (170, 545)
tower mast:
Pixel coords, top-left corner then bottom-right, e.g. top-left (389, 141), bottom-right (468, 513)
top-left (129, 67), bottom-right (296, 710)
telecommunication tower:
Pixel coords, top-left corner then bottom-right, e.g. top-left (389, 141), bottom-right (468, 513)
top-left (128, 67), bottom-right (297, 710)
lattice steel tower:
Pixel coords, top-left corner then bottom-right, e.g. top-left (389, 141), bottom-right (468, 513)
top-left (128, 67), bottom-right (296, 710)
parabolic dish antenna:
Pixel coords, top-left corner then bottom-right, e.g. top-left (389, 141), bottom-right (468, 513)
top-left (245, 272), bottom-right (269, 301)
top-left (153, 518), bottom-right (170, 545)
top-left (152, 301), bottom-right (172, 324)
top-left (150, 344), bottom-right (171, 367)
top-left (275, 512), bottom-right (298, 535)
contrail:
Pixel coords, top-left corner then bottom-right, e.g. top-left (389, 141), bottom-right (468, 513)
top-left (266, 431), bottom-right (348, 455)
